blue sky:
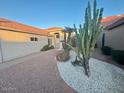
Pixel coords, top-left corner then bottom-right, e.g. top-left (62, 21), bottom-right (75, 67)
top-left (0, 0), bottom-right (124, 28)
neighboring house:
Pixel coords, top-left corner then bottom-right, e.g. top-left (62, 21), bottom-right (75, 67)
top-left (97, 14), bottom-right (124, 50)
top-left (47, 27), bottom-right (64, 48)
top-left (0, 18), bottom-right (48, 62)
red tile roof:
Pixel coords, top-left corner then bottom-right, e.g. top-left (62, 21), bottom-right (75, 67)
top-left (106, 17), bottom-right (124, 30)
top-left (0, 18), bottom-right (48, 36)
top-left (101, 14), bottom-right (124, 30)
top-left (101, 14), bottom-right (124, 25)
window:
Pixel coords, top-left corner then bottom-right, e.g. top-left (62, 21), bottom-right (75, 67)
top-left (30, 37), bottom-right (38, 41)
top-left (30, 37), bottom-right (34, 41)
top-left (35, 37), bottom-right (38, 41)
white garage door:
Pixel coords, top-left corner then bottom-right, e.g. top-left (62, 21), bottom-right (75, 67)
top-left (0, 42), bottom-right (3, 63)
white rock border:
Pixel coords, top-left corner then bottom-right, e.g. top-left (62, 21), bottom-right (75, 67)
top-left (56, 51), bottom-right (124, 93)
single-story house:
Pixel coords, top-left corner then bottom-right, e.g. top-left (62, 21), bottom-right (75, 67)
top-left (0, 18), bottom-right (49, 63)
top-left (97, 14), bottom-right (124, 50)
top-left (3, 14), bottom-right (124, 63)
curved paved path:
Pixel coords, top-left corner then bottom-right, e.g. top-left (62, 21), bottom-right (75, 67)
top-left (0, 50), bottom-right (76, 93)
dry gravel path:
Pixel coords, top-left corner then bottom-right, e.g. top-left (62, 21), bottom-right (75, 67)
top-left (0, 49), bottom-right (76, 93)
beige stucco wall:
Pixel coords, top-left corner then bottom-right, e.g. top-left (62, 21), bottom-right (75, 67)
top-left (0, 30), bottom-right (31, 42)
top-left (105, 25), bottom-right (124, 50)
top-left (0, 30), bottom-right (48, 62)
top-left (0, 29), bottom-right (47, 42)
top-left (97, 31), bottom-right (104, 48)
top-left (97, 24), bottom-right (124, 50)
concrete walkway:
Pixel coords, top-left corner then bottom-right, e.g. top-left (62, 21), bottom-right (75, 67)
top-left (0, 50), bottom-right (76, 93)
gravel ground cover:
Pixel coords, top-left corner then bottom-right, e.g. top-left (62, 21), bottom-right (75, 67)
top-left (57, 51), bottom-right (124, 93)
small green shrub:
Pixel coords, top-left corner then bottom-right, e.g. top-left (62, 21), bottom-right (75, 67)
top-left (111, 50), bottom-right (124, 65)
top-left (101, 46), bottom-right (112, 55)
top-left (41, 45), bottom-right (54, 51)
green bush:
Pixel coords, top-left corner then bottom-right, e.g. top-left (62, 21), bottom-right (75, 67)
top-left (111, 50), bottom-right (124, 65)
top-left (101, 46), bottom-right (112, 55)
top-left (41, 45), bottom-right (54, 51)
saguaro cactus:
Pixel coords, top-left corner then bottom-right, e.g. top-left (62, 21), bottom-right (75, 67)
top-left (71, 0), bottom-right (104, 77)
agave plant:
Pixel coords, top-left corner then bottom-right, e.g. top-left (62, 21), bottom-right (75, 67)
top-left (69, 0), bottom-right (104, 77)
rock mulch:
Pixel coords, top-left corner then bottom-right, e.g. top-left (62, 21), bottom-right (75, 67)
top-left (57, 51), bottom-right (124, 93)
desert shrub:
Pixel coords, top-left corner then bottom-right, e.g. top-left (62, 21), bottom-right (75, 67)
top-left (101, 46), bottom-right (112, 55)
top-left (111, 50), bottom-right (124, 65)
top-left (56, 50), bottom-right (70, 62)
top-left (41, 45), bottom-right (54, 51)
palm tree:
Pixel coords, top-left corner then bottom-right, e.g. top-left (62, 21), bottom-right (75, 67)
top-left (62, 27), bottom-right (74, 49)
top-left (56, 27), bottom-right (74, 62)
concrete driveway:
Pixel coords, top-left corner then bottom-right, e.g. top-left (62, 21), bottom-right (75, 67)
top-left (0, 50), bottom-right (76, 93)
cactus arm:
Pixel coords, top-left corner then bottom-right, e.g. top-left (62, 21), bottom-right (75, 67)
top-left (73, 24), bottom-right (82, 59)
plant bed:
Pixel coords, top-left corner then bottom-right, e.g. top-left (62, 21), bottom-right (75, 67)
top-left (57, 51), bottom-right (124, 93)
